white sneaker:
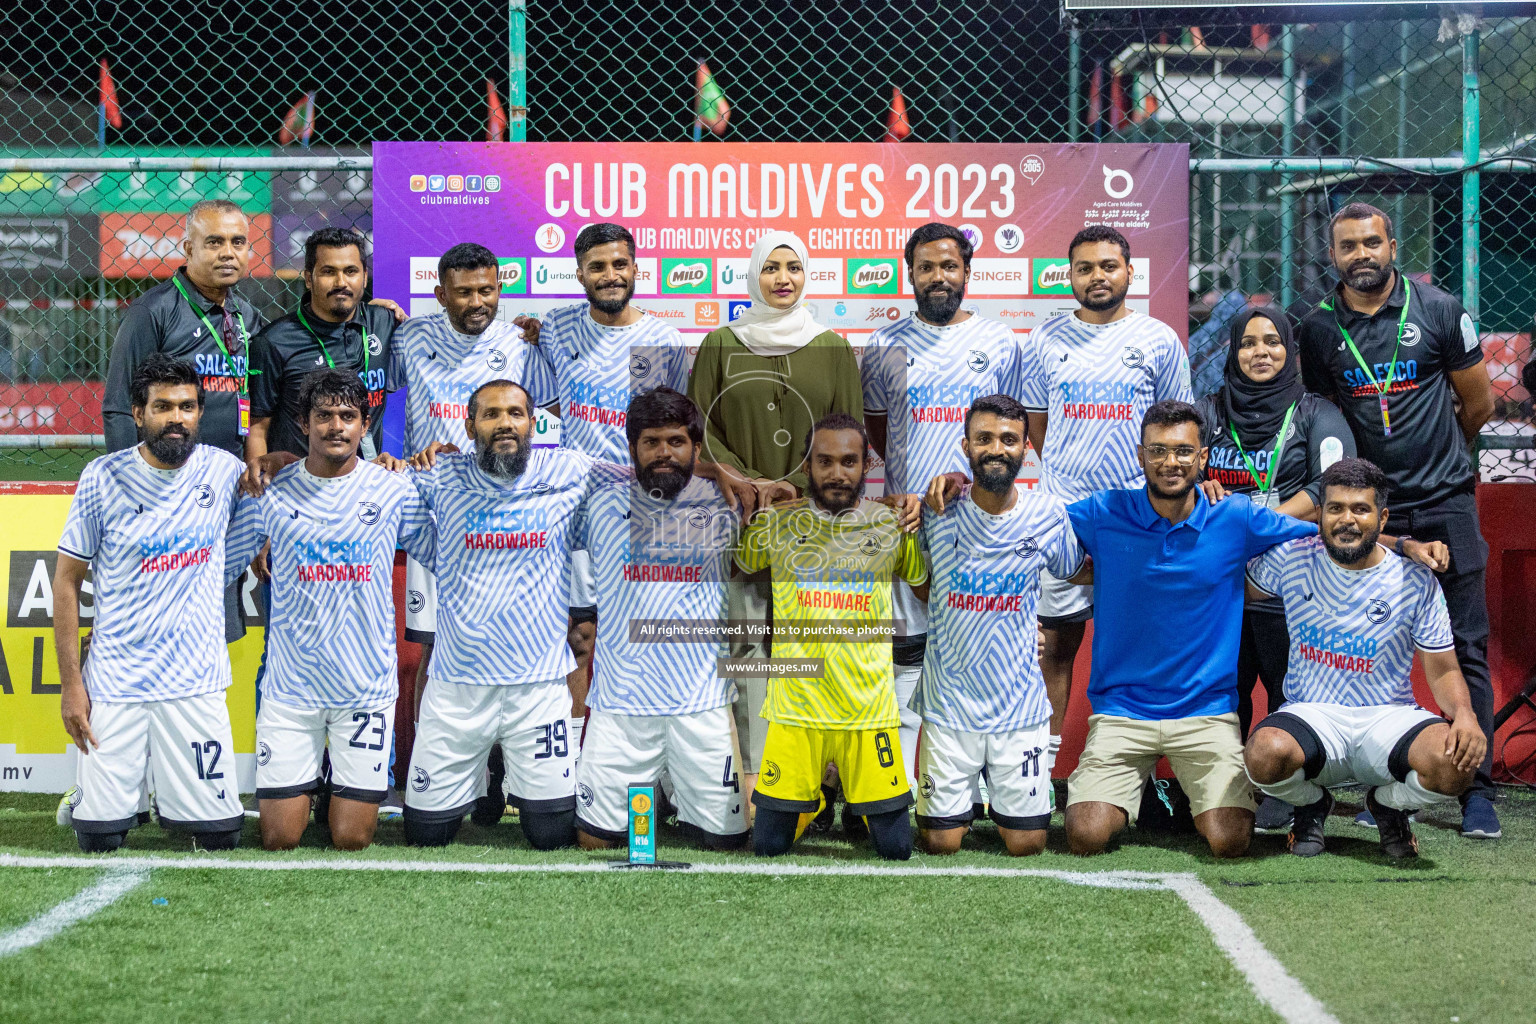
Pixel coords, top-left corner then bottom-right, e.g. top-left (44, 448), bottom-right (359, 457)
top-left (56, 786), bottom-right (78, 827)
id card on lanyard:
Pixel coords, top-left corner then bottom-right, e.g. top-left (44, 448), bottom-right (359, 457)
top-left (1327, 277), bottom-right (1411, 438)
top-left (172, 274), bottom-right (252, 436)
top-left (297, 304), bottom-right (378, 459)
top-left (1229, 401), bottom-right (1297, 510)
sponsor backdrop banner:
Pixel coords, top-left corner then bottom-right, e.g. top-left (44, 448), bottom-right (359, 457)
top-left (374, 142), bottom-right (1190, 471)
top-left (0, 486), bottom-right (265, 792)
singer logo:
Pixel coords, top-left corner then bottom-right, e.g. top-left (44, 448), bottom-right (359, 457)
top-left (848, 258), bottom-right (898, 295)
top-left (662, 258), bottom-right (712, 294)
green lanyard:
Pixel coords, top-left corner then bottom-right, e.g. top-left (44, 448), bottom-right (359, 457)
top-left (1325, 277), bottom-right (1411, 437)
top-left (171, 273), bottom-right (249, 395)
top-left (1228, 401), bottom-right (1297, 495)
top-left (296, 303), bottom-right (370, 379)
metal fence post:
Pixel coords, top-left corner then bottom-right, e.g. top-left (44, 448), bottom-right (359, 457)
top-left (509, 0), bottom-right (528, 141)
top-left (1279, 26), bottom-right (1296, 309)
top-left (1462, 26), bottom-right (1480, 326)
top-left (1068, 24), bottom-right (1082, 143)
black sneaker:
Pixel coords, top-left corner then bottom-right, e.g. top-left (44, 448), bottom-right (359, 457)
top-left (1254, 795), bottom-right (1294, 832)
top-left (806, 784), bottom-right (836, 833)
top-left (1286, 791), bottom-right (1333, 857)
top-left (842, 803), bottom-right (868, 841)
top-left (471, 746), bottom-right (507, 826)
top-left (1365, 788), bottom-right (1418, 859)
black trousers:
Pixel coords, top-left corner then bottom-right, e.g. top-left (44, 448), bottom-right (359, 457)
top-left (1387, 491), bottom-right (1494, 803)
top-left (1236, 608), bottom-right (1291, 738)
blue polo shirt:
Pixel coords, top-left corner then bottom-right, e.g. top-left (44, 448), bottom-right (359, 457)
top-left (1066, 488), bottom-right (1315, 720)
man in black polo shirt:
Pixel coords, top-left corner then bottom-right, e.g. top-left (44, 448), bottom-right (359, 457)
top-left (103, 199), bottom-right (261, 456)
top-left (1297, 201), bottom-right (1500, 839)
top-left (245, 227), bottom-right (399, 479)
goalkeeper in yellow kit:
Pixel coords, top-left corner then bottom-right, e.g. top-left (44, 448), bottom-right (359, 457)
top-left (736, 413), bottom-right (928, 860)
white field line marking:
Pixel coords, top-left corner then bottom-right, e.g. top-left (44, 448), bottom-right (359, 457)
top-left (1164, 874), bottom-right (1342, 1024)
top-left (0, 855), bottom-right (1338, 1022)
top-left (0, 867), bottom-right (149, 959)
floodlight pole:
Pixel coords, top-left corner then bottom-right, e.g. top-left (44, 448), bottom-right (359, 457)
top-left (1279, 26), bottom-right (1296, 309)
top-left (509, 0), bottom-right (528, 141)
top-left (1461, 27), bottom-right (1480, 328)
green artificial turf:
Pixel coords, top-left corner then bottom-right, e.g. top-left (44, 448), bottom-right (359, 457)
top-left (2, 788), bottom-right (1533, 1024)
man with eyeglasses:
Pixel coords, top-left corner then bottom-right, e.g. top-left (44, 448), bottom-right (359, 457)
top-left (1061, 400), bottom-right (1313, 858)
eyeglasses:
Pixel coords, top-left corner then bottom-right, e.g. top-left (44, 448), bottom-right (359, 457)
top-left (1141, 444), bottom-right (1200, 464)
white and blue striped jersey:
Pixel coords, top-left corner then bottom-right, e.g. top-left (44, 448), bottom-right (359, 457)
top-left (225, 461), bottom-right (435, 709)
top-left (1018, 311), bottom-right (1191, 501)
top-left (573, 474), bottom-right (738, 715)
top-left (411, 448), bottom-right (626, 686)
top-left (1248, 537), bottom-right (1454, 707)
top-left (537, 304), bottom-right (690, 463)
top-left (394, 314), bottom-right (556, 456)
top-left (915, 486), bottom-right (1084, 732)
top-left (862, 313), bottom-right (1028, 496)
top-left (57, 444), bottom-right (243, 703)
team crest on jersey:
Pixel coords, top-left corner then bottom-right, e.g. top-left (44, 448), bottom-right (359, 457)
top-left (407, 589), bottom-right (425, 613)
top-left (860, 535), bottom-right (880, 554)
top-left (367, 332), bottom-right (383, 356)
top-left (1015, 537), bottom-right (1039, 557)
top-left (631, 354), bottom-right (651, 379)
top-left (1120, 346), bottom-right (1145, 370)
top-left (486, 349), bottom-right (508, 371)
top-left (1399, 322), bottom-right (1422, 347)
top-left (257, 741), bottom-right (271, 767)
top-left (411, 767), bottom-right (431, 792)
top-left (762, 761), bottom-right (781, 786)
top-left (356, 501), bottom-right (382, 525)
top-left (192, 483), bottom-right (214, 508)
top-left (688, 508), bottom-right (711, 529)
top-left (919, 773), bottom-right (935, 798)
top-left (966, 349), bottom-right (989, 373)
top-left (577, 783), bottom-right (594, 807)
top-left (531, 481), bottom-right (550, 494)
top-left (1367, 599), bottom-right (1392, 624)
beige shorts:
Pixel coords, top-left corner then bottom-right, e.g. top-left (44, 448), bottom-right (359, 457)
top-left (1067, 712), bottom-right (1256, 823)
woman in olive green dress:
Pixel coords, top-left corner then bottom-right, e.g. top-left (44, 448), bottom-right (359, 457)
top-left (688, 230), bottom-right (862, 808)
top-left (688, 230), bottom-right (862, 504)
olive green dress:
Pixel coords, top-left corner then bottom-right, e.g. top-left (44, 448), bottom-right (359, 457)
top-left (686, 327), bottom-right (863, 494)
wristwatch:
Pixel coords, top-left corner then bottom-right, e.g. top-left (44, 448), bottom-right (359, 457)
top-left (1395, 536), bottom-right (1410, 556)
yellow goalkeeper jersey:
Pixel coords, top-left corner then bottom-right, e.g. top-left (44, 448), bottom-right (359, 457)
top-left (735, 497), bottom-right (927, 730)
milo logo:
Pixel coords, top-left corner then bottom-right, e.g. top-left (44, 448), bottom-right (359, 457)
top-left (498, 257), bottom-right (527, 295)
top-left (1033, 258), bottom-right (1071, 294)
top-left (848, 258), bottom-right (898, 295)
top-left (662, 257), bottom-right (712, 294)
top-left (853, 264), bottom-right (893, 288)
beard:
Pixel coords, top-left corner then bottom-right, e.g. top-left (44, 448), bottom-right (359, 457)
top-left (586, 277), bottom-right (635, 318)
top-left (1146, 472), bottom-right (1196, 502)
top-left (1078, 280), bottom-right (1128, 313)
top-left (972, 453), bottom-right (1023, 495)
top-left (914, 281), bottom-right (965, 324)
top-left (1340, 259), bottom-right (1392, 293)
top-left (144, 422), bottom-right (197, 467)
top-left (1323, 522), bottom-right (1381, 565)
top-left (637, 453), bottom-right (694, 500)
top-left (807, 474), bottom-right (865, 515)
top-left (476, 428), bottom-right (531, 478)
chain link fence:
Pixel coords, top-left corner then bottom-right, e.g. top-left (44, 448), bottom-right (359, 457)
top-left (1, 2), bottom-right (1531, 480)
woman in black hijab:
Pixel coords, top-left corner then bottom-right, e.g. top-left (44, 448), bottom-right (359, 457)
top-left (1196, 305), bottom-right (1356, 829)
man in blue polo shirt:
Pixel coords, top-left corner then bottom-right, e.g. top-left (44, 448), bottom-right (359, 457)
top-left (1063, 400), bottom-right (1315, 858)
